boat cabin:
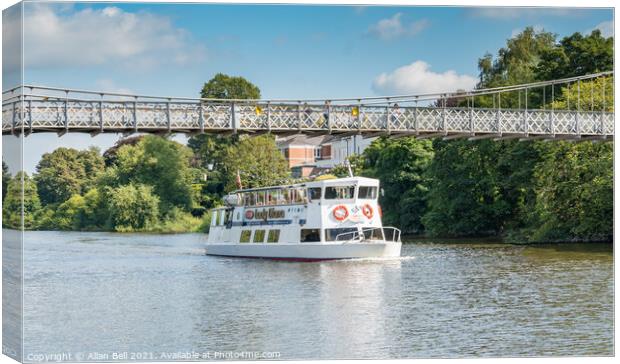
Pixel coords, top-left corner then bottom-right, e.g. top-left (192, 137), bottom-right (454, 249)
top-left (207, 177), bottom-right (395, 245)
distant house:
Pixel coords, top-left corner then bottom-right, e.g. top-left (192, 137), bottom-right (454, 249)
top-left (276, 134), bottom-right (374, 178)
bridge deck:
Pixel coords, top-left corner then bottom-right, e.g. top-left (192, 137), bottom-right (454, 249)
top-left (2, 98), bottom-right (614, 140)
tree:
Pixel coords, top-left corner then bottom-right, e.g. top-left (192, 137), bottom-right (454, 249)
top-left (474, 27), bottom-right (556, 109)
top-left (2, 161), bottom-right (10, 201)
top-left (105, 184), bottom-right (160, 232)
top-left (527, 142), bottom-right (613, 242)
top-left (422, 140), bottom-right (510, 237)
top-left (222, 134), bottom-right (290, 191)
top-left (2, 172), bottom-right (41, 229)
top-left (200, 73), bottom-right (261, 100)
top-left (361, 137), bottom-right (434, 234)
top-left (35, 147), bottom-right (105, 205)
top-left (51, 194), bottom-right (86, 230)
top-left (189, 74), bottom-right (261, 171)
top-left (102, 136), bottom-right (144, 166)
top-left (112, 135), bottom-right (197, 211)
top-left (536, 30), bottom-right (613, 80)
top-left (548, 76), bottom-right (614, 111)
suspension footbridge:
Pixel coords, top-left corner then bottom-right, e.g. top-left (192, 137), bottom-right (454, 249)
top-left (2, 72), bottom-right (613, 141)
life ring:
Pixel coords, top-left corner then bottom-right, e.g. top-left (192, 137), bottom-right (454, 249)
top-left (362, 204), bottom-right (374, 219)
top-left (332, 205), bottom-right (349, 221)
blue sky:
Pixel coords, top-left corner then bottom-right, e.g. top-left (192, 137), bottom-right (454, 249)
top-left (2, 2), bottom-right (614, 173)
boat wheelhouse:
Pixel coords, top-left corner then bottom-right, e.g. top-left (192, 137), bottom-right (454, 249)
top-left (206, 176), bottom-right (401, 260)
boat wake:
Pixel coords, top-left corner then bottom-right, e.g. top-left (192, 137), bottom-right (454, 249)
top-left (335, 255), bottom-right (416, 263)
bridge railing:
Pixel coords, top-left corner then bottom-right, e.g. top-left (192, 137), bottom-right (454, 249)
top-left (2, 96), bottom-right (614, 137)
top-left (2, 77), bottom-right (614, 139)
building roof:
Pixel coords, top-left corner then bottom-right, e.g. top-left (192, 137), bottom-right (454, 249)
top-left (275, 134), bottom-right (338, 147)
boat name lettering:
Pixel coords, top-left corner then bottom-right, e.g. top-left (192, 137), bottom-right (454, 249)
top-left (247, 208), bottom-right (285, 220)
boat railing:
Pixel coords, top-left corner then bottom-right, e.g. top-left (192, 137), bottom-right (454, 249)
top-left (334, 227), bottom-right (401, 243)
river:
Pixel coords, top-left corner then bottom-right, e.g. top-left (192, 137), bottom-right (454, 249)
top-left (2, 230), bottom-right (613, 360)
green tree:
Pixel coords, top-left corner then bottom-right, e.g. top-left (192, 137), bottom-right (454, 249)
top-left (536, 30), bottom-right (613, 80)
top-left (548, 76), bottom-right (614, 111)
top-left (51, 194), bottom-right (86, 230)
top-left (2, 172), bottom-right (41, 229)
top-left (222, 134), bottom-right (290, 191)
top-left (422, 140), bottom-right (509, 237)
top-left (77, 188), bottom-right (108, 230)
top-left (112, 136), bottom-right (197, 211)
top-left (527, 142), bottom-right (613, 242)
top-left (190, 73), bottom-right (261, 169)
top-left (200, 73), bottom-right (261, 100)
top-left (363, 137), bottom-right (434, 234)
top-left (35, 147), bottom-right (104, 205)
top-left (188, 73), bottom-right (262, 197)
top-left (106, 184), bottom-right (160, 232)
top-left (2, 161), bottom-right (10, 201)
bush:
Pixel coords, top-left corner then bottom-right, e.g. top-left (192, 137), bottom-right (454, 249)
top-left (148, 207), bottom-right (203, 234)
top-left (106, 184), bottom-right (160, 232)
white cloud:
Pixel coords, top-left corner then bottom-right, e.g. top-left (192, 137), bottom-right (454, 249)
top-left (94, 79), bottom-right (134, 95)
top-left (372, 61), bottom-right (477, 95)
top-left (23, 4), bottom-right (206, 69)
top-left (468, 7), bottom-right (575, 20)
top-left (588, 21), bottom-right (613, 37)
top-left (367, 13), bottom-right (429, 40)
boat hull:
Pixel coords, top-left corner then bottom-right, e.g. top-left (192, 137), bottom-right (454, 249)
top-left (205, 242), bottom-right (402, 260)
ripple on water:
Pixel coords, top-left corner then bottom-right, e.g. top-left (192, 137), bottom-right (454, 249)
top-left (4, 230), bottom-right (612, 359)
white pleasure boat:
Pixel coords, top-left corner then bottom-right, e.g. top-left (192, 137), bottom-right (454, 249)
top-left (206, 176), bottom-right (402, 260)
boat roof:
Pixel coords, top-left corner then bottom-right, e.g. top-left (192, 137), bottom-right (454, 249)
top-left (231, 176), bottom-right (379, 194)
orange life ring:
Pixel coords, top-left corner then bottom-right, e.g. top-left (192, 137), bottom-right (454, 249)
top-left (362, 204), bottom-right (374, 219)
top-left (332, 205), bottom-right (349, 221)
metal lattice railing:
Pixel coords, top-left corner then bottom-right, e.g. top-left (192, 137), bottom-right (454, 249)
top-left (2, 72), bottom-right (614, 141)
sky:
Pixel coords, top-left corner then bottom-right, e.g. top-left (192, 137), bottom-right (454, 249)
top-left (1, 2), bottom-right (614, 174)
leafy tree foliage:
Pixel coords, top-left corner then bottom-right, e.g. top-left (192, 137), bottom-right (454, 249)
top-left (2, 160), bottom-right (10, 201)
top-left (35, 147), bottom-right (104, 205)
top-left (189, 73), bottom-right (263, 203)
top-left (2, 172), bottom-right (41, 229)
top-left (110, 135), bottom-right (197, 211)
top-left (528, 142), bottom-right (613, 242)
top-left (105, 184), bottom-right (160, 232)
top-left (536, 30), bottom-right (613, 80)
top-left (419, 27), bottom-right (613, 241)
top-left (549, 76), bottom-right (614, 111)
top-left (200, 73), bottom-right (261, 100)
top-left (363, 137), bottom-right (434, 234)
top-left (222, 135), bottom-right (290, 191)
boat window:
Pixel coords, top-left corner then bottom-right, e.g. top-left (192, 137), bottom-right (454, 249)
top-left (239, 230), bottom-right (251, 243)
top-left (267, 230), bottom-right (280, 243)
top-left (257, 191), bottom-right (265, 206)
top-left (308, 187), bottom-right (322, 201)
top-left (253, 230), bottom-right (266, 243)
top-left (324, 186), bottom-right (355, 199)
top-left (218, 210), bottom-right (226, 225)
top-left (294, 188), bottom-right (307, 203)
top-left (300, 229), bottom-right (321, 243)
top-left (358, 186), bottom-right (377, 199)
top-left (211, 211), bottom-right (218, 226)
top-left (362, 228), bottom-right (383, 241)
top-left (325, 227), bottom-right (358, 241)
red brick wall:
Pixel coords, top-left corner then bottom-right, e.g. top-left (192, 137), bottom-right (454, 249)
top-left (286, 146), bottom-right (315, 168)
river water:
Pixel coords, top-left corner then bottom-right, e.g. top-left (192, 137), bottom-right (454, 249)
top-left (3, 230), bottom-right (614, 360)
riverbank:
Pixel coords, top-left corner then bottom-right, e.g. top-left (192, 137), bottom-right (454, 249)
top-left (401, 234), bottom-right (613, 245)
